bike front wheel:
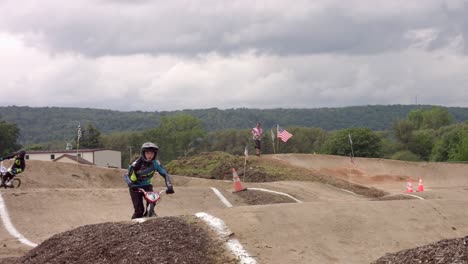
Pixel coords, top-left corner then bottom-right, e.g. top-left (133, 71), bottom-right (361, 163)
top-left (9, 178), bottom-right (21, 188)
top-left (145, 203), bottom-right (157, 217)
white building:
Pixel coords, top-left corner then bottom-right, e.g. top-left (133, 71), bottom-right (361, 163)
top-left (26, 149), bottom-right (121, 168)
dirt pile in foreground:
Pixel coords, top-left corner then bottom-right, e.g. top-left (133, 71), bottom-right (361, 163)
top-left (372, 236), bottom-right (468, 263)
top-left (8, 217), bottom-right (235, 264)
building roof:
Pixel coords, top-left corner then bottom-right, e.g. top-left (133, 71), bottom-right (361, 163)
top-left (53, 154), bottom-right (94, 165)
top-left (27, 149), bottom-right (116, 154)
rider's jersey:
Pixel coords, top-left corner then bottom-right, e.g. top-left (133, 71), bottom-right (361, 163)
top-left (126, 157), bottom-right (172, 188)
top-left (3, 154), bottom-right (25, 175)
top-left (252, 127), bottom-right (263, 140)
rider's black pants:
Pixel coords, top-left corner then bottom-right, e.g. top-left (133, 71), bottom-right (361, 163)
top-left (129, 185), bottom-right (153, 219)
top-left (3, 172), bottom-right (15, 182)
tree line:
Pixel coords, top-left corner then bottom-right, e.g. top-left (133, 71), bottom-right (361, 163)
top-left (2, 105), bottom-right (468, 145)
top-left (1, 106), bottom-right (467, 167)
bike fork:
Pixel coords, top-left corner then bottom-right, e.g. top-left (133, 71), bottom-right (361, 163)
top-left (145, 203), bottom-right (157, 217)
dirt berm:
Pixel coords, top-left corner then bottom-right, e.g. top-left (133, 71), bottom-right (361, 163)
top-left (1, 154), bottom-right (468, 263)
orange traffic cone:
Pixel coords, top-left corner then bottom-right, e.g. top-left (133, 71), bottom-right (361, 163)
top-left (417, 177), bottom-right (424, 192)
top-left (232, 168), bottom-right (246, 192)
top-left (406, 179), bottom-right (413, 193)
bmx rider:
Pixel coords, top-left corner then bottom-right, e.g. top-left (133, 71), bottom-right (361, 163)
top-left (125, 142), bottom-right (174, 219)
top-left (0, 149), bottom-right (26, 187)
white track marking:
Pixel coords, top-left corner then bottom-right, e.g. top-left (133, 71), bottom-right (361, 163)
top-left (0, 192), bottom-right (37, 247)
top-left (339, 188), bottom-right (360, 196)
top-left (195, 212), bottom-right (257, 264)
top-left (325, 183), bottom-right (361, 196)
top-left (210, 187), bottom-right (233, 208)
top-left (400, 193), bottom-right (425, 200)
top-left (247, 187), bottom-right (303, 203)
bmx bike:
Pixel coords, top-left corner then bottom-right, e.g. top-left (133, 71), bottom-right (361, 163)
top-left (137, 188), bottom-right (166, 217)
top-left (0, 165), bottom-right (21, 189)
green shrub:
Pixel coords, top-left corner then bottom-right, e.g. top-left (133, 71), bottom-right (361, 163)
top-left (391, 150), bottom-right (421, 162)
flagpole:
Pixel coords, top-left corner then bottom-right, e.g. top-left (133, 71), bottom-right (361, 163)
top-left (76, 141), bottom-right (79, 163)
top-left (276, 124), bottom-right (279, 153)
top-left (270, 129), bottom-right (276, 154)
top-left (243, 145), bottom-right (248, 182)
top-left (77, 123), bottom-right (81, 164)
top-left (348, 133), bottom-right (355, 162)
top-left (243, 154), bottom-right (247, 182)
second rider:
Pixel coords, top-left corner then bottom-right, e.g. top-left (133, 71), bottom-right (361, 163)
top-left (125, 142), bottom-right (174, 219)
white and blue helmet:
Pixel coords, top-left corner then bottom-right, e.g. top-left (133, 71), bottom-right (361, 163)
top-left (141, 142), bottom-right (159, 162)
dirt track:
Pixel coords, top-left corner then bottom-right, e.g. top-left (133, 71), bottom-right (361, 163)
top-left (1, 155), bottom-right (468, 263)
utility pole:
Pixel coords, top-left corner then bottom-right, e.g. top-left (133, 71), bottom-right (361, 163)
top-left (348, 133), bottom-right (355, 162)
top-left (128, 146), bottom-right (133, 163)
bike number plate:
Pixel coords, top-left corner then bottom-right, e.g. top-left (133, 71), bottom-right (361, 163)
top-left (145, 192), bottom-right (160, 203)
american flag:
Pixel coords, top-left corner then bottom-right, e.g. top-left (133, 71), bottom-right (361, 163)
top-left (77, 123), bottom-right (82, 141)
top-left (277, 126), bottom-right (293, 142)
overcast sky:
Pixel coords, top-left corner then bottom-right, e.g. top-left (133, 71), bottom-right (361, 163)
top-left (1, 0), bottom-right (467, 111)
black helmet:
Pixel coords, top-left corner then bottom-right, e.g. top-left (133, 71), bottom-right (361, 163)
top-left (141, 142), bottom-right (159, 162)
top-left (17, 150), bottom-right (26, 158)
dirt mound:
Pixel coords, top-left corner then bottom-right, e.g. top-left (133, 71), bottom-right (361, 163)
top-left (371, 194), bottom-right (418, 201)
top-left (166, 152), bottom-right (283, 182)
top-left (9, 160), bottom-right (126, 189)
top-left (372, 236), bottom-right (468, 263)
top-left (165, 152), bottom-right (240, 180)
top-left (9, 216), bottom-right (235, 264)
top-left (167, 152), bottom-right (389, 198)
top-left (234, 189), bottom-right (297, 205)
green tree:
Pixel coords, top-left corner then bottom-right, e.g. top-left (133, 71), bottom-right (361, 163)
top-left (142, 114), bottom-right (207, 162)
top-left (407, 130), bottom-right (435, 161)
top-left (422, 107), bottom-right (454, 129)
top-left (275, 127), bottom-right (327, 154)
top-left (322, 128), bottom-right (382, 158)
top-left (393, 119), bottom-right (414, 144)
top-left (377, 131), bottom-right (403, 159)
top-left (391, 150), bottom-right (421, 161)
top-left (408, 109), bottom-right (424, 129)
top-left (0, 120), bottom-right (22, 156)
top-left (101, 131), bottom-right (137, 166)
top-left (448, 131), bottom-right (468, 161)
top-left (201, 129), bottom-right (251, 154)
top-left (79, 123), bottom-right (103, 148)
top-left (431, 123), bottom-right (468, 161)
top-left (408, 106), bottom-right (454, 130)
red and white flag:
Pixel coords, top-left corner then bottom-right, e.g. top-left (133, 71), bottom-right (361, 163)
top-left (277, 125), bottom-right (293, 142)
top-left (244, 145), bottom-right (248, 158)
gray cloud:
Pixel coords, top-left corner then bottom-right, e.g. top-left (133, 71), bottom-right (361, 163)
top-left (0, 0), bottom-right (467, 111)
top-left (1, 0), bottom-right (466, 56)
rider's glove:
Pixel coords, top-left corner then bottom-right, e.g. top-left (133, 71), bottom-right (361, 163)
top-left (166, 186), bottom-right (175, 194)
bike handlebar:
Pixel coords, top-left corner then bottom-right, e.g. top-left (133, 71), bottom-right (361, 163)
top-left (136, 188), bottom-right (167, 195)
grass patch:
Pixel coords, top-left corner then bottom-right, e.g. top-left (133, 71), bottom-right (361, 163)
top-left (166, 151), bottom-right (389, 198)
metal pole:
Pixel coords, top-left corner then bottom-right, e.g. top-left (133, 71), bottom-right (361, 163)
top-left (76, 141), bottom-right (79, 163)
top-left (276, 124), bottom-right (279, 153)
top-left (128, 146), bottom-right (133, 163)
top-left (271, 129), bottom-right (276, 154)
top-left (243, 155), bottom-right (247, 182)
top-left (348, 133), bottom-right (355, 162)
